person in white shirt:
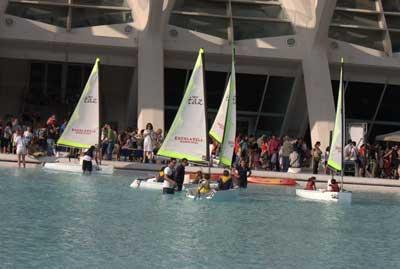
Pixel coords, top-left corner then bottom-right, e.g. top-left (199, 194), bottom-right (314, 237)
top-left (23, 126), bottom-right (33, 145)
top-left (162, 159), bottom-right (177, 194)
top-left (13, 129), bottom-right (27, 168)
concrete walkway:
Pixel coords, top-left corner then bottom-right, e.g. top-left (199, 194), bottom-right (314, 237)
top-left (1, 153), bottom-right (400, 191)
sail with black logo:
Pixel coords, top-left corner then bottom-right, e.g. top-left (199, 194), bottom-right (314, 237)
top-left (57, 58), bottom-right (100, 149)
top-left (157, 49), bottom-right (208, 162)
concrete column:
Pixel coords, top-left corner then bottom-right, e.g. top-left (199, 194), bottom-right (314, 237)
top-left (303, 47), bottom-right (335, 149)
top-left (128, 0), bottom-right (175, 132)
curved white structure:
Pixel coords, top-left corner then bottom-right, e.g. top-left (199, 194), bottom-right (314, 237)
top-left (296, 189), bottom-right (352, 203)
top-left (43, 162), bottom-right (114, 175)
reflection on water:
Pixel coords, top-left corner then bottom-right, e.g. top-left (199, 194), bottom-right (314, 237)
top-left (0, 167), bottom-right (399, 269)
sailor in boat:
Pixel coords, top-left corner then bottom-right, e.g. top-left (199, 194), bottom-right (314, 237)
top-left (162, 158), bottom-right (177, 194)
top-left (155, 166), bottom-right (166, 182)
top-left (189, 170), bottom-right (203, 184)
top-left (327, 178), bottom-right (340, 192)
top-left (174, 158), bottom-right (188, 192)
top-left (82, 145), bottom-right (99, 175)
top-left (304, 176), bottom-right (317, 190)
top-left (235, 160), bottom-right (251, 188)
top-left (189, 173), bottom-right (213, 197)
top-left (217, 170), bottom-right (233, 191)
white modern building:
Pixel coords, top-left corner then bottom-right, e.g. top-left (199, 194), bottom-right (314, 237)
top-left (1, 0), bottom-right (400, 149)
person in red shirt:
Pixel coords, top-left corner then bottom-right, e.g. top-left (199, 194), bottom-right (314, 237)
top-left (46, 114), bottom-right (57, 127)
top-left (268, 135), bottom-right (280, 171)
top-left (305, 176), bottom-right (317, 190)
top-left (329, 179), bottom-right (340, 192)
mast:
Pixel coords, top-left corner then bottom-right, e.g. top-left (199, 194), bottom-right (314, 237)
top-left (340, 58), bottom-right (345, 191)
top-left (98, 58), bottom-right (102, 164)
top-left (201, 49), bottom-right (211, 174)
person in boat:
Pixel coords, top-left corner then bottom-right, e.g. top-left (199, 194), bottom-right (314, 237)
top-left (304, 176), bottom-right (317, 190)
top-left (162, 158), bottom-right (177, 194)
top-left (174, 158), bottom-right (188, 192)
top-left (328, 178), bottom-right (340, 192)
top-left (190, 170), bottom-right (203, 184)
top-left (197, 173), bottom-right (212, 196)
top-left (155, 166), bottom-right (167, 182)
top-left (217, 170), bottom-right (233, 191)
top-left (82, 145), bottom-right (99, 174)
top-left (235, 160), bottom-right (252, 188)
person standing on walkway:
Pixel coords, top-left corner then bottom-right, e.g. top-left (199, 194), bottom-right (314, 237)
top-left (174, 158), bottom-right (188, 192)
top-left (106, 125), bottom-right (116, 160)
top-left (235, 160), bottom-right (251, 188)
top-left (14, 129), bottom-right (27, 168)
top-left (281, 136), bottom-right (293, 172)
top-left (312, 141), bottom-right (322, 174)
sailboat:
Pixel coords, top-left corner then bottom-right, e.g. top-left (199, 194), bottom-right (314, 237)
top-left (296, 58), bottom-right (352, 203)
top-left (44, 58), bottom-right (114, 175)
top-left (185, 49), bottom-right (239, 201)
top-left (131, 49), bottom-right (211, 190)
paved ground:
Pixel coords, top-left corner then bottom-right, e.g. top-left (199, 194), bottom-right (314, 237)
top-left (1, 153), bottom-right (399, 191)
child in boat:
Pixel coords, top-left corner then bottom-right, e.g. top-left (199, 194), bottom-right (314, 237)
top-left (217, 170), bottom-right (233, 191)
top-left (304, 176), bottom-right (317, 190)
top-left (328, 178), bottom-right (340, 192)
top-left (197, 173), bottom-right (212, 195)
top-left (190, 170), bottom-right (203, 184)
top-left (155, 166), bottom-right (166, 182)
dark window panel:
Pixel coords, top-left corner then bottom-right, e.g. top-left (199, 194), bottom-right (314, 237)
top-left (73, 0), bottom-right (129, 7)
top-left (257, 116), bottom-right (284, 136)
top-left (262, 76), bottom-right (294, 114)
top-left (381, 0), bottom-right (400, 12)
top-left (329, 26), bottom-right (385, 51)
top-left (71, 8), bottom-right (132, 28)
top-left (169, 14), bottom-right (229, 39)
top-left (231, 3), bottom-right (287, 19)
top-left (376, 85), bottom-right (400, 122)
top-left (236, 73), bottom-right (267, 111)
top-left (164, 68), bottom-right (187, 107)
top-left (332, 10), bottom-right (381, 28)
top-left (6, 3), bottom-right (68, 28)
top-left (336, 0), bottom-right (377, 10)
top-left (205, 71), bottom-right (228, 110)
top-left (173, 0), bottom-right (227, 15)
top-left (234, 19), bottom-right (293, 40)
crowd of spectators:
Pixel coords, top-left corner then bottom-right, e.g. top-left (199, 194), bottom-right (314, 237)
top-left (1, 113), bottom-right (399, 179)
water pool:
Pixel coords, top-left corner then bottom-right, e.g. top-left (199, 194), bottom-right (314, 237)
top-left (0, 167), bottom-right (400, 269)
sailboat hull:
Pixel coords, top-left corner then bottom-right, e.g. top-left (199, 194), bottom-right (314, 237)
top-left (296, 189), bottom-right (352, 203)
top-left (186, 188), bottom-right (240, 201)
top-left (43, 162), bottom-right (114, 175)
top-left (130, 178), bottom-right (218, 191)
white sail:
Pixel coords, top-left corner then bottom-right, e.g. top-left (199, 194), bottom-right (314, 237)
top-left (209, 80), bottom-right (230, 143)
top-left (219, 55), bottom-right (236, 167)
top-left (157, 49), bottom-right (208, 162)
top-left (58, 58), bottom-right (100, 149)
top-left (327, 58), bottom-right (344, 172)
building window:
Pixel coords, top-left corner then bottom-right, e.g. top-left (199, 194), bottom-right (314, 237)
top-left (5, 0), bottom-right (133, 29)
top-left (169, 0), bottom-right (294, 40)
top-left (164, 68), bottom-right (294, 135)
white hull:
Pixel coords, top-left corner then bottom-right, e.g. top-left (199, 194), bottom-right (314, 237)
top-left (130, 178), bottom-right (218, 191)
top-left (296, 189), bottom-right (352, 203)
top-left (43, 162), bottom-right (114, 175)
top-left (186, 188), bottom-right (240, 201)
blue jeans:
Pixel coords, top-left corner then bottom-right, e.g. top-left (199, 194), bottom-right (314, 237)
top-left (106, 141), bottom-right (115, 160)
top-left (47, 139), bottom-right (55, 156)
top-left (282, 156), bottom-right (290, 172)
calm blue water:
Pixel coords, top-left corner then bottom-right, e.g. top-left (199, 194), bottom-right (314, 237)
top-left (1, 167), bottom-right (400, 269)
